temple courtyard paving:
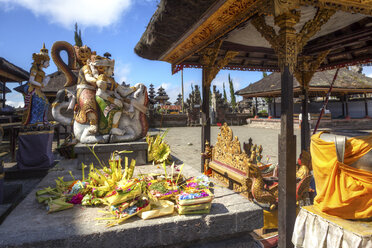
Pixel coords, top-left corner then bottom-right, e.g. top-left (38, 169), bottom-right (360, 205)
top-left (2, 125), bottom-right (370, 247)
top-left (150, 125), bottom-right (302, 172)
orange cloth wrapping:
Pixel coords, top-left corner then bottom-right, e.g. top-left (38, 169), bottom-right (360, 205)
top-left (311, 132), bottom-right (372, 219)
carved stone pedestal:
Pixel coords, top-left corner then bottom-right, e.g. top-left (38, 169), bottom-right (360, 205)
top-left (74, 140), bottom-right (148, 168)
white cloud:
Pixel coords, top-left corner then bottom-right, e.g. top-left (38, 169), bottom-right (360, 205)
top-left (367, 73), bottom-right (372, 78)
top-left (0, 0), bottom-right (132, 29)
top-left (114, 62), bottom-right (131, 85)
top-left (7, 100), bottom-right (24, 108)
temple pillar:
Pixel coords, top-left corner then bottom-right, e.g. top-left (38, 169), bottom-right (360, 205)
top-left (274, 12), bottom-right (299, 248)
top-left (273, 97), bottom-right (277, 117)
top-left (295, 50), bottom-right (329, 151)
top-left (251, 6), bottom-right (335, 247)
top-left (341, 95), bottom-right (345, 117)
top-left (278, 66), bottom-right (297, 248)
top-left (199, 41), bottom-right (238, 173)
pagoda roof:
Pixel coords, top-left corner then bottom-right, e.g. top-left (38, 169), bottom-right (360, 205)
top-left (236, 68), bottom-right (372, 97)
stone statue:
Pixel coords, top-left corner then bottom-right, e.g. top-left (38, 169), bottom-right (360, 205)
top-left (51, 41), bottom-right (149, 144)
top-left (22, 43), bottom-right (51, 126)
top-left (95, 58), bottom-right (137, 136)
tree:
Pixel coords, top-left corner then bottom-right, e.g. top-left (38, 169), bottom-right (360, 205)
top-left (223, 82), bottom-right (228, 103)
top-left (228, 74), bottom-right (236, 108)
top-left (74, 23), bottom-right (83, 47)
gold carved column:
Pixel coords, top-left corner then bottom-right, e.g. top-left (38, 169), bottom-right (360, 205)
top-left (252, 4), bottom-right (335, 247)
top-left (295, 51), bottom-right (330, 152)
top-left (199, 40), bottom-right (238, 173)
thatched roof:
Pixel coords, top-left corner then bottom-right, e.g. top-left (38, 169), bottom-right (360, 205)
top-left (236, 68), bottom-right (372, 97)
top-left (13, 70), bottom-right (77, 96)
top-left (135, 1), bottom-right (372, 74)
top-left (42, 70), bottom-right (77, 95)
top-left (0, 57), bottom-right (29, 82)
top-left (134, 0), bottom-right (217, 61)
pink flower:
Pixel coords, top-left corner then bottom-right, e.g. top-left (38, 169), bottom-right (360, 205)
top-left (68, 193), bottom-right (84, 205)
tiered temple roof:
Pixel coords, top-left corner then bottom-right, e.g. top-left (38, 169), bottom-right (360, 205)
top-left (155, 86), bottom-right (170, 104)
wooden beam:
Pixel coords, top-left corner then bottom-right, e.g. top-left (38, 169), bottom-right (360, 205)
top-left (304, 25), bottom-right (372, 54)
top-left (0, 69), bottom-right (24, 82)
top-left (221, 41), bottom-right (276, 54)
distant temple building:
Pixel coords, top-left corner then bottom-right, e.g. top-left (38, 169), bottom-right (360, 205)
top-left (148, 84), bottom-right (156, 105)
top-left (155, 86), bottom-right (170, 105)
top-left (236, 68), bottom-right (372, 119)
top-left (0, 57), bottom-right (29, 113)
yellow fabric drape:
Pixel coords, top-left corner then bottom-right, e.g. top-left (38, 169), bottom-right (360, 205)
top-left (311, 132), bottom-right (372, 219)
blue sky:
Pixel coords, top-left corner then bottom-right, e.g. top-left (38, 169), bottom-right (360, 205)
top-left (0, 0), bottom-right (371, 108)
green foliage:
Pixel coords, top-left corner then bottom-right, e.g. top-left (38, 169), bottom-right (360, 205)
top-left (74, 23), bottom-right (83, 47)
top-left (258, 109), bottom-right (268, 117)
top-left (263, 97), bottom-right (272, 104)
top-left (228, 74), bottom-right (236, 108)
top-left (223, 82), bottom-right (228, 103)
top-left (262, 71), bottom-right (268, 78)
top-left (259, 109), bottom-right (267, 114)
top-left (146, 130), bottom-right (171, 164)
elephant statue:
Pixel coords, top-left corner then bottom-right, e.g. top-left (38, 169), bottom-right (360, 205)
top-left (52, 83), bottom-right (149, 144)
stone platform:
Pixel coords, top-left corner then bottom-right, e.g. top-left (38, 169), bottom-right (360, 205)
top-left (0, 158), bottom-right (263, 248)
top-left (74, 139), bottom-right (148, 167)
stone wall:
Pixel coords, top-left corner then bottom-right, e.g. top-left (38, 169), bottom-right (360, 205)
top-left (149, 113), bottom-right (188, 127)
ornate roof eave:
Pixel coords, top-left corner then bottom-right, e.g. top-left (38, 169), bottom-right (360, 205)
top-left (159, 0), bottom-right (270, 67)
top-left (156, 0), bottom-right (372, 73)
top-left (173, 58), bottom-right (372, 75)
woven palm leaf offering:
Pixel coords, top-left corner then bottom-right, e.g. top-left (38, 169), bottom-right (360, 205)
top-left (176, 175), bottom-right (214, 215)
top-left (146, 163), bottom-right (185, 201)
top-left (36, 150), bottom-right (143, 217)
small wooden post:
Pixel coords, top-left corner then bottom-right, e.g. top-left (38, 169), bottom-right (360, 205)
top-left (278, 66), bottom-right (297, 248)
top-left (345, 94), bottom-right (350, 119)
top-left (268, 97), bottom-right (272, 119)
top-left (364, 93), bottom-right (369, 118)
top-left (301, 87), bottom-right (310, 151)
top-left (255, 97), bottom-right (258, 118)
top-left (181, 69), bottom-right (185, 113)
top-left (201, 67), bottom-right (210, 173)
top-left (2, 81), bottom-right (6, 109)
